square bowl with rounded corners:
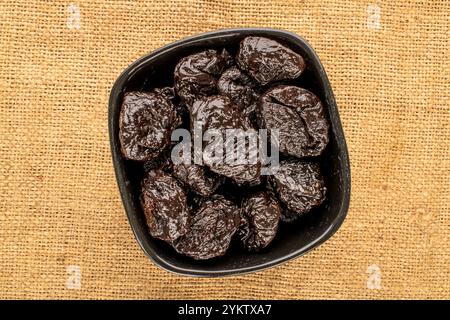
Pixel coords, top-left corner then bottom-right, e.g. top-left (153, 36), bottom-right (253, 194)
top-left (109, 28), bottom-right (351, 277)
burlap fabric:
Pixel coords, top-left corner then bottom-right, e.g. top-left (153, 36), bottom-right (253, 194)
top-left (0, 0), bottom-right (448, 300)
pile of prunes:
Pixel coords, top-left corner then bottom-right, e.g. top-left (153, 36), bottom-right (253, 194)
top-left (119, 36), bottom-right (329, 260)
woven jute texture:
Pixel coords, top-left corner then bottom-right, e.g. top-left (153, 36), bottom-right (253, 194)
top-left (0, 0), bottom-right (449, 300)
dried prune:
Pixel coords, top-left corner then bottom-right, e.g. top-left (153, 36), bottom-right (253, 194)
top-left (236, 36), bottom-right (305, 85)
top-left (280, 208), bottom-right (300, 223)
top-left (217, 66), bottom-right (259, 109)
top-left (152, 86), bottom-right (176, 100)
top-left (239, 191), bottom-right (281, 251)
top-left (153, 86), bottom-right (190, 124)
top-left (172, 161), bottom-right (223, 197)
top-left (140, 170), bottom-right (190, 242)
top-left (119, 91), bottom-right (181, 161)
top-left (174, 49), bottom-right (232, 108)
top-left (143, 151), bottom-right (173, 173)
top-left (186, 191), bottom-right (205, 213)
top-left (269, 159), bottom-right (326, 217)
top-left (258, 85), bottom-right (329, 158)
top-left (171, 140), bottom-right (223, 196)
top-left (191, 95), bottom-right (261, 186)
top-left (173, 195), bottom-right (241, 260)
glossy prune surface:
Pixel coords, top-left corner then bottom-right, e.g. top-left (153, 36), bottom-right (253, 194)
top-left (140, 170), bottom-right (190, 242)
top-left (174, 49), bottom-right (232, 108)
top-left (258, 85), bottom-right (329, 158)
top-left (173, 195), bottom-right (241, 260)
top-left (239, 191), bottom-right (281, 251)
top-left (119, 91), bottom-right (181, 161)
top-left (269, 159), bottom-right (326, 218)
top-left (191, 95), bottom-right (261, 186)
top-left (172, 161), bottom-right (223, 197)
top-left (217, 66), bottom-right (259, 110)
top-left (236, 36), bottom-right (305, 85)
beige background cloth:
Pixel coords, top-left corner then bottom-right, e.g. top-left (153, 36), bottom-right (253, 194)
top-left (0, 0), bottom-right (448, 299)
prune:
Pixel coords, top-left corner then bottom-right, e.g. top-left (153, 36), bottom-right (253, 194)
top-left (280, 208), bottom-right (300, 223)
top-left (269, 159), bottom-right (326, 217)
top-left (140, 170), bottom-right (190, 242)
top-left (152, 86), bottom-right (176, 100)
top-left (236, 36), bottom-right (305, 85)
top-left (239, 191), bottom-right (281, 251)
top-left (143, 148), bottom-right (174, 173)
top-left (119, 91), bottom-right (181, 161)
top-left (258, 85), bottom-right (329, 158)
top-left (153, 86), bottom-right (190, 124)
top-left (174, 49), bottom-right (232, 108)
top-left (186, 191), bottom-right (205, 213)
top-left (171, 140), bottom-right (223, 196)
top-left (217, 66), bottom-right (259, 109)
top-left (173, 195), bottom-right (241, 260)
top-left (172, 161), bottom-right (223, 197)
top-left (143, 156), bottom-right (172, 173)
top-left (191, 95), bottom-right (261, 186)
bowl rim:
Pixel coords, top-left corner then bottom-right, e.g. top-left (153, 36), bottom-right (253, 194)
top-left (108, 27), bottom-right (351, 277)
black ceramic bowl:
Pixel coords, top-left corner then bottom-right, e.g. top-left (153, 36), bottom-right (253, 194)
top-left (109, 28), bottom-right (350, 277)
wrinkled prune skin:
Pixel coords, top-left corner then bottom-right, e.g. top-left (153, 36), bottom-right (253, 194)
top-left (119, 91), bottom-right (181, 161)
top-left (140, 170), bottom-right (190, 242)
top-left (258, 85), bottom-right (329, 158)
top-left (174, 195), bottom-right (241, 260)
top-left (236, 37), bottom-right (305, 85)
top-left (217, 66), bottom-right (259, 110)
top-left (239, 191), bottom-right (281, 251)
top-left (152, 86), bottom-right (176, 100)
top-left (153, 86), bottom-right (190, 124)
top-left (174, 49), bottom-right (232, 108)
top-left (191, 95), bottom-right (261, 186)
top-left (171, 140), bottom-right (223, 196)
top-left (186, 191), bottom-right (205, 213)
top-left (269, 159), bottom-right (326, 216)
top-left (172, 161), bottom-right (223, 197)
top-left (143, 151), bottom-right (173, 173)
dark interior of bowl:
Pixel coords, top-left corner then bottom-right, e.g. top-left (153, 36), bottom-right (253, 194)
top-left (109, 29), bottom-right (350, 276)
